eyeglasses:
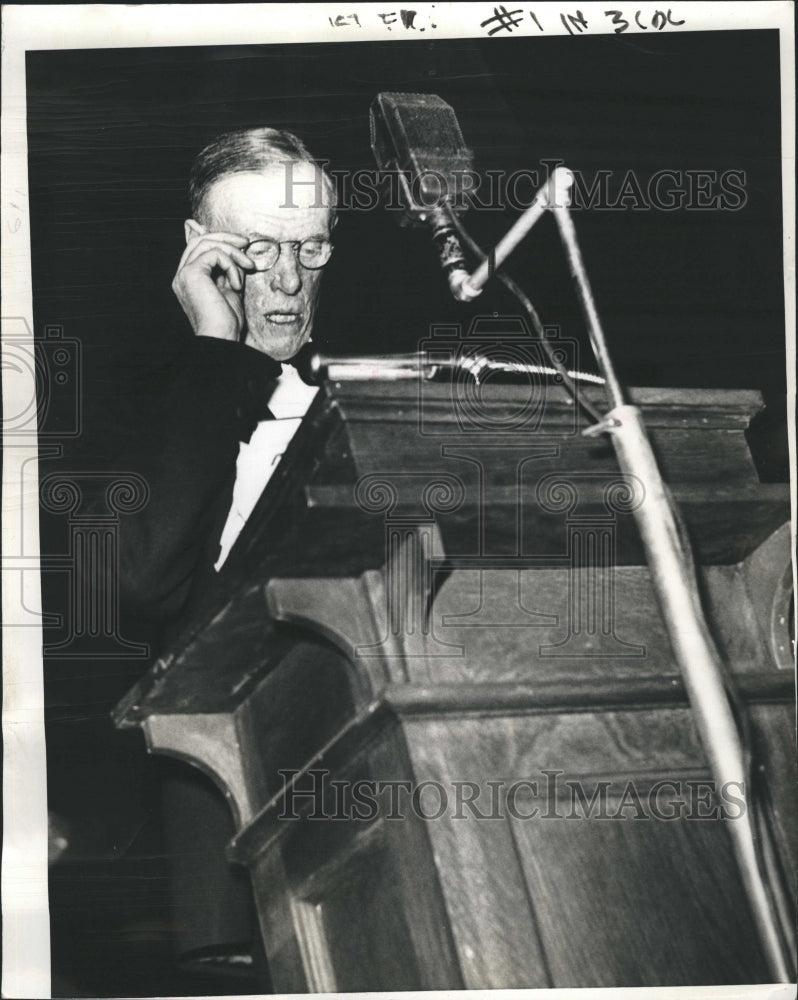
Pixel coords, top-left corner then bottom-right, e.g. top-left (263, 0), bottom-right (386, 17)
top-left (245, 237), bottom-right (333, 271)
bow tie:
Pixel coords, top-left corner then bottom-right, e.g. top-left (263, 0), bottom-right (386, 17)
top-left (281, 341), bottom-right (319, 386)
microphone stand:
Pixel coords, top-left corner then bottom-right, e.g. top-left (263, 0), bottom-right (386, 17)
top-left (449, 167), bottom-right (794, 982)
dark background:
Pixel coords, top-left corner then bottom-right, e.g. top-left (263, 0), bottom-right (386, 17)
top-left (26, 29), bottom-right (787, 997)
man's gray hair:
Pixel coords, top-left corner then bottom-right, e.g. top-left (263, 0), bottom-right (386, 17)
top-left (189, 126), bottom-right (336, 223)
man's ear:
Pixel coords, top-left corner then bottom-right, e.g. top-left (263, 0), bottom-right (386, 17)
top-left (184, 218), bottom-right (206, 244)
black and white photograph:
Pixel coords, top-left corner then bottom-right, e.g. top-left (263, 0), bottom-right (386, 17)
top-left (2, 3), bottom-right (795, 998)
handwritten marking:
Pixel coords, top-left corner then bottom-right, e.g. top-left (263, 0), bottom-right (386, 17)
top-left (328, 13), bottom-right (361, 27)
top-left (652, 8), bottom-right (685, 29)
top-left (605, 9), bottom-right (628, 32)
top-left (560, 9), bottom-right (589, 34)
top-left (529, 10), bottom-right (544, 30)
top-left (481, 5), bottom-right (524, 35)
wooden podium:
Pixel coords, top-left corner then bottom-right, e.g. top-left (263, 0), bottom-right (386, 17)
top-left (115, 379), bottom-right (795, 991)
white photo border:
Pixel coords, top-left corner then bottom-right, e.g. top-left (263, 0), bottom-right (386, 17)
top-left (2, 3), bottom-right (795, 998)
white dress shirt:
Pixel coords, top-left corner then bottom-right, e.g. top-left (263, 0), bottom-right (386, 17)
top-left (215, 364), bottom-right (318, 570)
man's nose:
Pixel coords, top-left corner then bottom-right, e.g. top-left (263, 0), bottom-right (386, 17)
top-left (269, 246), bottom-right (303, 295)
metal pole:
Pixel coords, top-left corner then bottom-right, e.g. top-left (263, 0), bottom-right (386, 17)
top-left (549, 174), bottom-right (625, 412)
top-left (450, 169), bottom-right (571, 303)
top-left (549, 187), bottom-right (794, 982)
top-left (607, 405), bottom-right (793, 982)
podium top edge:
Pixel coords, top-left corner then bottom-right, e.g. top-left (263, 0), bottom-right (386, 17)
top-left (320, 382), bottom-right (766, 423)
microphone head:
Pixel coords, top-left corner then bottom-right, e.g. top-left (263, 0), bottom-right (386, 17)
top-left (370, 92), bottom-right (474, 225)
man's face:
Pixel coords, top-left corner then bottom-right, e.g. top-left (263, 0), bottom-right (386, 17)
top-left (201, 165), bottom-right (333, 360)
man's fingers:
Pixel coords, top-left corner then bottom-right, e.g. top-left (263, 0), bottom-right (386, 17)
top-left (181, 239), bottom-right (255, 272)
top-left (179, 248), bottom-right (245, 292)
top-left (178, 232), bottom-right (252, 270)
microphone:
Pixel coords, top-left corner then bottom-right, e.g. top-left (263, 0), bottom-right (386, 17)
top-left (309, 351), bottom-right (605, 386)
top-left (370, 92), bottom-right (474, 297)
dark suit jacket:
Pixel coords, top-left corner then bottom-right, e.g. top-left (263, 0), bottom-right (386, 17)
top-left (80, 334), bottom-right (282, 626)
top-left (48, 334), bottom-right (286, 965)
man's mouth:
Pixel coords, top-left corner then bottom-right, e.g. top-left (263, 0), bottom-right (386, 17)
top-left (264, 312), bottom-right (301, 326)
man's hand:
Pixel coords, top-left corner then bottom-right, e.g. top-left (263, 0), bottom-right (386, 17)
top-left (172, 232), bottom-right (256, 341)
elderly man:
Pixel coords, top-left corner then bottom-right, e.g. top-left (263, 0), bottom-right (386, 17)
top-left (174, 128), bottom-right (335, 570)
top-left (116, 127), bottom-right (336, 620)
top-left (91, 128), bottom-right (337, 974)
top-left (175, 128), bottom-right (333, 359)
